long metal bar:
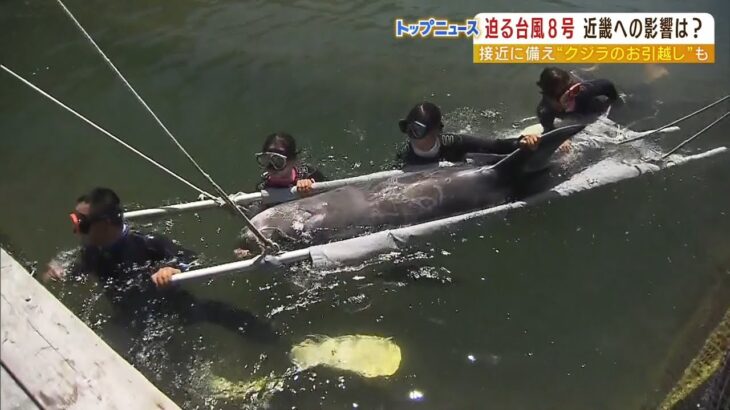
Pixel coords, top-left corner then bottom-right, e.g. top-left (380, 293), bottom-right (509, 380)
top-left (124, 170), bottom-right (404, 220)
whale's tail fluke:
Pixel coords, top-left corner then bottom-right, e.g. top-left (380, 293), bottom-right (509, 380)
top-left (491, 123), bottom-right (587, 175)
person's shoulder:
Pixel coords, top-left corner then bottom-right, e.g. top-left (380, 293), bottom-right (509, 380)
top-left (585, 78), bottom-right (615, 88)
top-left (537, 96), bottom-right (552, 112)
top-left (132, 230), bottom-right (194, 261)
top-left (129, 230), bottom-right (174, 250)
top-left (439, 133), bottom-right (463, 147)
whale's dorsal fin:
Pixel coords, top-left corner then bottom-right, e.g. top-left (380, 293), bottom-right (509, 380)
top-left (490, 123), bottom-right (586, 175)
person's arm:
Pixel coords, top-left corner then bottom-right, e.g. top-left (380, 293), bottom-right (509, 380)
top-left (293, 164), bottom-right (326, 195)
top-left (304, 166), bottom-right (327, 183)
top-left (573, 79), bottom-right (619, 116)
top-left (150, 235), bottom-right (196, 268)
top-left (40, 249), bottom-right (87, 283)
top-left (577, 79), bottom-right (619, 104)
top-left (146, 234), bottom-right (197, 287)
top-left (537, 101), bottom-right (557, 132)
top-left (446, 133), bottom-right (520, 155)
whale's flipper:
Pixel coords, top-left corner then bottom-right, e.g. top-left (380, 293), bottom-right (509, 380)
top-left (491, 123), bottom-right (586, 175)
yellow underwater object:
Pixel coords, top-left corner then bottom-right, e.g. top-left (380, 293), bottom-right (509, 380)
top-left (209, 373), bottom-right (285, 402)
top-left (290, 334), bottom-right (402, 378)
top-left (209, 335), bottom-right (401, 401)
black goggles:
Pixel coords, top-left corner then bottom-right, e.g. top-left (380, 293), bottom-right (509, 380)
top-left (255, 152), bottom-right (288, 170)
top-left (399, 120), bottom-right (430, 140)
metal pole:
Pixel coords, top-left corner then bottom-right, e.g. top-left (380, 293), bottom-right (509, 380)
top-left (171, 249), bottom-right (311, 283)
top-left (124, 170), bottom-right (405, 220)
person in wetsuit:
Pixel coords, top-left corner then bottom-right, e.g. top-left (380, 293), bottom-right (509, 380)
top-left (394, 102), bottom-right (541, 168)
top-left (534, 66), bottom-right (620, 132)
top-left (41, 187), bottom-right (276, 341)
top-left (255, 132), bottom-right (326, 193)
top-left (233, 133), bottom-right (328, 260)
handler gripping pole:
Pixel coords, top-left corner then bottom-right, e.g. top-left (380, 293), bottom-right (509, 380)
top-left (619, 95), bottom-right (729, 145)
top-left (171, 249), bottom-right (312, 283)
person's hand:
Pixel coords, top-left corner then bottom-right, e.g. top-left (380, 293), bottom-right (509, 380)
top-left (296, 179), bottom-right (315, 195)
top-left (234, 248), bottom-right (251, 259)
top-left (151, 267), bottom-right (181, 288)
top-left (519, 134), bottom-right (541, 151)
top-left (41, 261), bottom-right (65, 282)
top-left (558, 140), bottom-right (572, 153)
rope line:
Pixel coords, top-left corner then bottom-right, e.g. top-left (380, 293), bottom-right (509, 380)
top-left (661, 111), bottom-right (729, 159)
top-left (0, 64), bottom-right (215, 200)
top-left (55, 0), bottom-right (277, 252)
top-left (619, 95), bottom-right (729, 145)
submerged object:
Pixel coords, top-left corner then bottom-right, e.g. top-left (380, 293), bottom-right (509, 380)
top-left (290, 334), bottom-right (402, 378)
top-left (209, 373), bottom-right (285, 402)
top-left (209, 334), bottom-right (401, 401)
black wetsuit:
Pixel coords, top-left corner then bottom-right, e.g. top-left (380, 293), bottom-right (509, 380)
top-left (69, 228), bottom-right (275, 341)
top-left (395, 133), bottom-right (521, 167)
top-left (255, 163), bottom-right (327, 191)
top-left (537, 79), bottom-right (620, 132)
top-left (249, 164), bottom-right (328, 216)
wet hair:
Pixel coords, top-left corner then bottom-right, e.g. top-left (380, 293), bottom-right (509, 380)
top-left (537, 67), bottom-right (572, 96)
top-left (262, 132), bottom-right (298, 160)
top-left (405, 102), bottom-right (443, 131)
top-left (81, 187), bottom-right (123, 226)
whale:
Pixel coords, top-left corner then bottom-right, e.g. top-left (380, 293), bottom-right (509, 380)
top-left (239, 124), bottom-right (587, 252)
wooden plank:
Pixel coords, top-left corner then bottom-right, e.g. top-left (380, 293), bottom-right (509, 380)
top-left (0, 248), bottom-right (179, 410)
top-left (1, 365), bottom-right (40, 410)
top-left (1, 295), bottom-right (101, 409)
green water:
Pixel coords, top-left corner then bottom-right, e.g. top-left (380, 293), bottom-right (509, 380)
top-left (1, 0), bottom-right (729, 408)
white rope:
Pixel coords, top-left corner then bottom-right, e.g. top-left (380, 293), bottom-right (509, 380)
top-left (661, 111), bottom-right (729, 159)
top-left (54, 0), bottom-right (277, 252)
top-left (0, 64), bottom-right (215, 200)
top-left (619, 95), bottom-right (729, 145)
